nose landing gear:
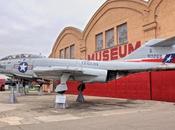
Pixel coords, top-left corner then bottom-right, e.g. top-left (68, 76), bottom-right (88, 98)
top-left (54, 73), bottom-right (87, 109)
top-left (55, 74), bottom-right (70, 109)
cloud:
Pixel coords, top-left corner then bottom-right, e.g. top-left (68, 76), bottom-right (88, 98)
top-left (0, 0), bottom-right (106, 59)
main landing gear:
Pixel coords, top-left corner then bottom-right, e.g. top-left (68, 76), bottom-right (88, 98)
top-left (76, 83), bottom-right (86, 103)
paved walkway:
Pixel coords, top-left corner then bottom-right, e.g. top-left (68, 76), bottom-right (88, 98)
top-left (0, 91), bottom-right (175, 130)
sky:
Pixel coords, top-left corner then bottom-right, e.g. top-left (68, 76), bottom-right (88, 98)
top-left (0, 0), bottom-right (107, 59)
top-left (0, 0), bottom-right (149, 59)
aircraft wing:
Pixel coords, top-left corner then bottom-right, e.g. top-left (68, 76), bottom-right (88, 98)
top-left (33, 66), bottom-right (97, 79)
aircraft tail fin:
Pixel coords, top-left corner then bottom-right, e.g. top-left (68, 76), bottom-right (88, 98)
top-left (146, 36), bottom-right (175, 47)
top-left (163, 53), bottom-right (175, 63)
top-left (122, 36), bottom-right (175, 61)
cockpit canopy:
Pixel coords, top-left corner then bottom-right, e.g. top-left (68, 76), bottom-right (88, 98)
top-left (0, 54), bottom-right (45, 61)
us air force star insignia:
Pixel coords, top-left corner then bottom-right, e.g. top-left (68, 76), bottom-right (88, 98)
top-left (165, 55), bottom-right (173, 63)
top-left (18, 62), bottom-right (28, 73)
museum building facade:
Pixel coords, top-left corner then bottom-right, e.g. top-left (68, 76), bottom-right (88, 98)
top-left (49, 0), bottom-right (175, 102)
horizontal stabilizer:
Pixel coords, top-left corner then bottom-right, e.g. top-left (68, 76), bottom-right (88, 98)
top-left (147, 36), bottom-right (175, 47)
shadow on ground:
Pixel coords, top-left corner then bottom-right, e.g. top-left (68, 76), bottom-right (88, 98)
top-left (0, 92), bottom-right (150, 117)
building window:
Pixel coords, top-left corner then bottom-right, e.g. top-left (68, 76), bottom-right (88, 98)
top-left (96, 33), bottom-right (103, 51)
top-left (65, 47), bottom-right (70, 59)
top-left (106, 28), bottom-right (114, 48)
top-left (117, 23), bottom-right (128, 44)
top-left (60, 49), bottom-right (64, 59)
top-left (70, 45), bottom-right (75, 59)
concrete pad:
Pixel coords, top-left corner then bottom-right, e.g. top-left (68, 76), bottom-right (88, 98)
top-left (0, 103), bottom-right (23, 113)
top-left (0, 91), bottom-right (175, 130)
top-left (0, 117), bottom-right (23, 125)
top-left (35, 114), bottom-right (81, 122)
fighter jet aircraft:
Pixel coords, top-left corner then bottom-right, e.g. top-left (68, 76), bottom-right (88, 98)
top-left (1, 37), bottom-right (175, 102)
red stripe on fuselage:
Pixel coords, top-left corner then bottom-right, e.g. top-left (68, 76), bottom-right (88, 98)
top-left (126, 58), bottom-right (163, 62)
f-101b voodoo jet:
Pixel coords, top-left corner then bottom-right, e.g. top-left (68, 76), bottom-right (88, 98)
top-left (1, 36), bottom-right (175, 102)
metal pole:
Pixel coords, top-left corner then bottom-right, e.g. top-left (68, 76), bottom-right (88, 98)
top-left (9, 81), bottom-right (17, 103)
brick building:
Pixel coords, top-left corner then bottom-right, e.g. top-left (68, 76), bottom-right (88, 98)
top-left (49, 0), bottom-right (175, 102)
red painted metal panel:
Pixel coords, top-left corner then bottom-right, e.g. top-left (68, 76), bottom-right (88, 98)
top-left (0, 79), bottom-right (5, 91)
top-left (84, 80), bottom-right (117, 97)
top-left (54, 71), bottom-right (175, 102)
top-left (115, 72), bottom-right (151, 100)
top-left (0, 79), bottom-right (5, 85)
top-left (84, 82), bottom-right (108, 97)
top-left (65, 72), bottom-right (151, 100)
top-left (66, 81), bottom-right (80, 95)
top-left (151, 71), bottom-right (175, 102)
